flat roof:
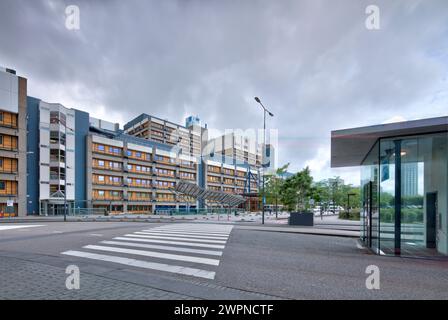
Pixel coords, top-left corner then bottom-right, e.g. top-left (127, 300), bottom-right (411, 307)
top-left (123, 113), bottom-right (189, 131)
top-left (331, 116), bottom-right (448, 168)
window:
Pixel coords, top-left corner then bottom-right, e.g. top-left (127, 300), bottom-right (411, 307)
top-left (98, 190), bottom-right (105, 196)
top-left (0, 112), bottom-right (3, 122)
top-left (0, 159), bottom-right (3, 168)
top-left (0, 135), bottom-right (3, 145)
top-left (98, 160), bottom-right (104, 167)
top-left (127, 150), bottom-right (132, 156)
top-left (98, 176), bottom-right (105, 182)
top-left (0, 181), bottom-right (5, 190)
top-left (135, 152), bottom-right (141, 158)
top-left (114, 148), bottom-right (120, 155)
top-left (98, 145), bottom-right (105, 151)
top-left (127, 164), bottom-right (132, 170)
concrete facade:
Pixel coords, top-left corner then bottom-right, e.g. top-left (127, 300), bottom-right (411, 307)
top-left (0, 68), bottom-right (27, 217)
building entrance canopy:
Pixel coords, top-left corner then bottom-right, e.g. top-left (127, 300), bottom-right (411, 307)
top-left (173, 181), bottom-right (246, 207)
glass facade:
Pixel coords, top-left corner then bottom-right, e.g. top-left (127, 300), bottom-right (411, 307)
top-left (361, 132), bottom-right (448, 256)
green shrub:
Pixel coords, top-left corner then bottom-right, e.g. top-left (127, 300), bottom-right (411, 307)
top-left (339, 209), bottom-right (360, 221)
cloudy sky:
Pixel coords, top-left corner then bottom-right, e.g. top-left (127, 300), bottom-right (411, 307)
top-left (1, 0), bottom-right (447, 185)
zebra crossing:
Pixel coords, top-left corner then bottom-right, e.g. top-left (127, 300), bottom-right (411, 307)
top-left (61, 223), bottom-right (233, 280)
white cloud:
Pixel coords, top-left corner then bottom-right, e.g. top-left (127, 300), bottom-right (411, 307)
top-left (0, 0), bottom-right (447, 185)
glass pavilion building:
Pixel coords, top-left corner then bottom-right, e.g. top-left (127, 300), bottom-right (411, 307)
top-left (331, 117), bottom-right (448, 257)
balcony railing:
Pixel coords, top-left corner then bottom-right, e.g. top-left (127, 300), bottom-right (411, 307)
top-left (156, 198), bottom-right (175, 202)
top-left (0, 168), bottom-right (18, 174)
top-left (93, 181), bottom-right (123, 186)
top-left (93, 165), bottom-right (123, 171)
top-left (128, 196), bottom-right (152, 201)
top-left (0, 145), bottom-right (18, 152)
top-left (155, 172), bottom-right (175, 178)
top-left (93, 196), bottom-right (123, 201)
top-left (155, 159), bottom-right (176, 165)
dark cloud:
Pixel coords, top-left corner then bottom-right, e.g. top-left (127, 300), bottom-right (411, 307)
top-left (1, 0), bottom-right (447, 184)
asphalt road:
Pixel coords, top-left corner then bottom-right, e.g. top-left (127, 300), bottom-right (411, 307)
top-left (0, 221), bottom-right (447, 299)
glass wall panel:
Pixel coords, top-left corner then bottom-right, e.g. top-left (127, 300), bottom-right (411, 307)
top-left (419, 132), bottom-right (448, 255)
top-left (379, 139), bottom-right (396, 255)
top-left (380, 132), bottom-right (448, 256)
top-left (400, 138), bottom-right (424, 253)
top-left (361, 141), bottom-right (379, 251)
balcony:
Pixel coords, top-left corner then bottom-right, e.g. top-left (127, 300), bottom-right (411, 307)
top-left (92, 195), bottom-right (123, 201)
top-left (155, 172), bottom-right (175, 178)
top-left (0, 145), bottom-right (18, 152)
top-left (156, 197), bottom-right (175, 202)
top-left (93, 165), bottom-right (122, 172)
top-left (128, 196), bottom-right (152, 202)
top-left (180, 162), bottom-right (195, 169)
top-left (155, 159), bottom-right (176, 166)
top-left (179, 175), bottom-right (196, 181)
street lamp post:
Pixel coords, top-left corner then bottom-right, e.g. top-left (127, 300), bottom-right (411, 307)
top-left (254, 97), bottom-right (274, 225)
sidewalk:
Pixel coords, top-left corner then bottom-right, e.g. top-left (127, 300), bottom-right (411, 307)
top-left (0, 214), bottom-right (360, 238)
top-left (234, 224), bottom-right (360, 238)
top-left (0, 215), bottom-right (196, 223)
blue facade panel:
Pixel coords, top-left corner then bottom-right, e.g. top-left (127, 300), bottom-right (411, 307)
top-left (75, 109), bottom-right (90, 208)
top-left (26, 97), bottom-right (40, 215)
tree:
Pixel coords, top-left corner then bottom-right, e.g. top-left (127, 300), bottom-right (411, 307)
top-left (279, 167), bottom-right (314, 212)
top-left (311, 178), bottom-right (361, 210)
top-left (263, 164), bottom-right (289, 217)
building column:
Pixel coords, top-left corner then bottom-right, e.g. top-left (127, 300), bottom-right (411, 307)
top-left (394, 139), bottom-right (402, 255)
top-left (17, 77), bottom-right (27, 216)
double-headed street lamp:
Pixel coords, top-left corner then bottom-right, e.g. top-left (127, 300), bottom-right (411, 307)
top-left (254, 96), bottom-right (274, 225)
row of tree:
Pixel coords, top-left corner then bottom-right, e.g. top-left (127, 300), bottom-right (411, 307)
top-left (262, 164), bottom-right (361, 212)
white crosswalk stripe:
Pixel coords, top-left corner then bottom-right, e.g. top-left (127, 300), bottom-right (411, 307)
top-left (123, 233), bottom-right (227, 244)
top-left (83, 245), bottom-right (220, 266)
top-left (0, 224), bottom-right (45, 231)
top-left (134, 231), bottom-right (229, 240)
top-left (62, 250), bottom-right (216, 279)
top-left (100, 240), bottom-right (223, 256)
top-left (141, 230), bottom-right (230, 237)
top-left (61, 223), bottom-right (233, 280)
top-left (112, 236), bottom-right (226, 249)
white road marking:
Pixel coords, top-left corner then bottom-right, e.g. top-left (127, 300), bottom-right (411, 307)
top-left (0, 224), bottom-right (45, 231)
top-left (61, 250), bottom-right (216, 279)
top-left (155, 224), bottom-right (233, 229)
top-left (144, 229), bottom-right (231, 236)
top-left (83, 245), bottom-right (220, 266)
top-left (124, 234), bottom-right (227, 244)
top-left (89, 234), bottom-right (103, 237)
top-left (101, 240), bottom-right (223, 256)
top-left (113, 236), bottom-right (226, 249)
top-left (154, 227), bottom-right (232, 233)
top-left (135, 231), bottom-right (228, 240)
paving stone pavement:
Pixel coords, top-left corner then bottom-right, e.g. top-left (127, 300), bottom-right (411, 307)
top-left (0, 256), bottom-right (193, 300)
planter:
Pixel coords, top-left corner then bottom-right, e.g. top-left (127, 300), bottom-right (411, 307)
top-left (288, 211), bottom-right (314, 226)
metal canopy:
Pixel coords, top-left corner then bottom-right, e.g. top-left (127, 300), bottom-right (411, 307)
top-left (173, 181), bottom-right (246, 207)
top-left (331, 116), bottom-right (448, 168)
